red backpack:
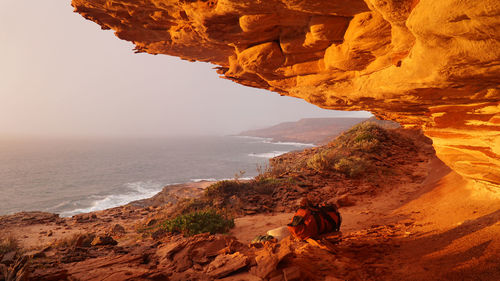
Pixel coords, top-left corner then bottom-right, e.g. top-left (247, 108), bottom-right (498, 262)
top-left (287, 204), bottom-right (341, 240)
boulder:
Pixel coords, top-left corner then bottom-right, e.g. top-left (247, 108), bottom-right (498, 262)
top-left (91, 235), bottom-right (117, 246)
top-left (336, 195), bottom-right (356, 207)
top-left (206, 252), bottom-right (249, 279)
top-left (111, 224), bottom-right (126, 235)
top-left (250, 248), bottom-right (279, 279)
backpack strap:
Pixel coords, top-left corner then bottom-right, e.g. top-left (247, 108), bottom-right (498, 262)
top-left (310, 210), bottom-right (323, 234)
top-left (318, 207), bottom-right (340, 232)
top-left (322, 204), bottom-right (342, 231)
top-left (288, 215), bottom-right (305, 227)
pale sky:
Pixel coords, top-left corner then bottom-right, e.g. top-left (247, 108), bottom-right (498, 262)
top-left (0, 1), bottom-right (371, 138)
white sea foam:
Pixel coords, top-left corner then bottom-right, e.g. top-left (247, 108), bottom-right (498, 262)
top-left (234, 135), bottom-right (315, 147)
top-left (232, 135), bottom-right (271, 141)
top-left (60, 181), bottom-right (163, 217)
top-left (190, 177), bottom-right (254, 183)
top-left (248, 151), bottom-right (289, 158)
top-left (191, 178), bottom-right (218, 182)
top-left (261, 140), bottom-right (315, 147)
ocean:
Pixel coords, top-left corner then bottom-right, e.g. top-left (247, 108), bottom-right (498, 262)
top-left (0, 136), bottom-right (313, 217)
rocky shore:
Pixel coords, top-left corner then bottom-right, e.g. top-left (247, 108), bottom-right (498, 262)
top-left (1, 127), bottom-right (499, 280)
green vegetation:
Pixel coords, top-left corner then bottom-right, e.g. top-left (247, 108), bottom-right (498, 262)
top-left (333, 156), bottom-right (367, 178)
top-left (204, 180), bottom-right (247, 199)
top-left (138, 175), bottom-right (291, 237)
top-left (138, 123), bottom-right (399, 237)
top-left (302, 122), bottom-right (389, 177)
top-left (173, 177), bottom-right (287, 216)
top-left (161, 210), bottom-right (234, 236)
top-left (140, 209), bottom-right (234, 237)
top-left (334, 122), bottom-right (388, 152)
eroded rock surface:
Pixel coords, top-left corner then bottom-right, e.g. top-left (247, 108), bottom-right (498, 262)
top-left (70, 0), bottom-right (500, 186)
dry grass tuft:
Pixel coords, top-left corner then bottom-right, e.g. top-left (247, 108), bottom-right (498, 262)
top-left (0, 236), bottom-right (19, 255)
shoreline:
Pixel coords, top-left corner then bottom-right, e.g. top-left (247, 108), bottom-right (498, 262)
top-left (0, 135), bottom-right (311, 218)
top-left (1, 127), bottom-right (499, 280)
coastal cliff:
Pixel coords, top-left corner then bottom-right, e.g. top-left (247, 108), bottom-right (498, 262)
top-left (1, 124), bottom-right (499, 280)
top-left (239, 117), bottom-right (368, 144)
top-left (1, 1), bottom-right (498, 280)
top-left (70, 0), bottom-right (500, 188)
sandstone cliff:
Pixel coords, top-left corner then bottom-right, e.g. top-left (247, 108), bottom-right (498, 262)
top-left (70, 0), bottom-right (500, 187)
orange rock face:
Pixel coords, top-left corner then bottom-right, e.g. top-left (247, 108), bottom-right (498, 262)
top-left (71, 0), bottom-right (500, 186)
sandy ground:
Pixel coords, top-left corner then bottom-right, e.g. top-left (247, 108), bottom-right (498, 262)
top-left (226, 155), bottom-right (500, 280)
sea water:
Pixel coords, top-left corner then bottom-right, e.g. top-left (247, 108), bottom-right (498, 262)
top-left (0, 136), bottom-right (313, 217)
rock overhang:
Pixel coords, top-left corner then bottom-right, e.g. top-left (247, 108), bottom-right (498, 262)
top-left (71, 0), bottom-right (500, 187)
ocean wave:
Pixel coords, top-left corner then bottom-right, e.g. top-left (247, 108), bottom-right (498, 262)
top-left (233, 135), bottom-right (315, 147)
top-left (191, 177), bottom-right (254, 183)
top-left (261, 140), bottom-right (315, 147)
top-left (248, 151), bottom-right (289, 158)
top-left (59, 181), bottom-right (163, 217)
top-left (190, 178), bottom-right (218, 182)
top-left (44, 200), bottom-right (73, 212)
top-left (232, 135), bottom-right (272, 141)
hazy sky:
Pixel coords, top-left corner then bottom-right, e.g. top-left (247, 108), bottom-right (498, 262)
top-left (0, 1), bottom-right (371, 138)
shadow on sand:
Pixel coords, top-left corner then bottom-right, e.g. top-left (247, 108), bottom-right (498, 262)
top-left (395, 209), bottom-right (500, 280)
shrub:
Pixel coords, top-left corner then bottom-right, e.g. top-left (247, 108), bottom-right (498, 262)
top-left (339, 122), bottom-right (388, 152)
top-left (160, 210), bottom-right (234, 236)
top-left (176, 197), bottom-right (211, 215)
top-left (204, 180), bottom-right (247, 199)
top-left (268, 160), bottom-right (289, 176)
top-left (252, 177), bottom-right (282, 195)
top-left (334, 157), bottom-right (367, 178)
top-left (306, 149), bottom-right (343, 172)
top-left (0, 236), bottom-right (18, 255)
top-left (303, 122), bottom-right (391, 175)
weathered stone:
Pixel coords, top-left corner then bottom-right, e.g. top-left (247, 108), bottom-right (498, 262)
top-left (111, 224), bottom-right (126, 235)
top-left (269, 274), bottom-right (285, 281)
top-left (324, 276), bottom-right (344, 281)
top-left (250, 249), bottom-right (279, 279)
top-left (1, 251), bottom-right (16, 264)
top-left (158, 240), bottom-right (186, 260)
top-left (74, 233), bottom-right (96, 248)
top-left (238, 42), bottom-right (285, 74)
top-left (218, 272), bottom-right (263, 281)
top-left (23, 249), bottom-right (46, 259)
top-left (70, 0), bottom-right (500, 189)
top-left (206, 252), bottom-right (249, 279)
top-left (91, 235), bottom-right (117, 246)
top-left (146, 218), bottom-right (157, 226)
top-left (283, 266), bottom-right (301, 281)
top-left (336, 195), bottom-right (356, 207)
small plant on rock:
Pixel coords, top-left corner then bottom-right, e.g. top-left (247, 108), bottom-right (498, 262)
top-left (160, 209), bottom-right (235, 236)
top-left (204, 180), bottom-right (247, 199)
top-left (334, 157), bottom-right (367, 178)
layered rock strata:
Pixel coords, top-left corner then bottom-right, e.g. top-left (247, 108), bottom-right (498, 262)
top-left (71, 0), bottom-right (500, 186)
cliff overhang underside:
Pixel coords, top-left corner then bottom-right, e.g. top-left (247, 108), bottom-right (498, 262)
top-left (71, 0), bottom-right (500, 188)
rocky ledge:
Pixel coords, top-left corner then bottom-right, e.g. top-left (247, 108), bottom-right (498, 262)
top-left (70, 0), bottom-right (499, 187)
